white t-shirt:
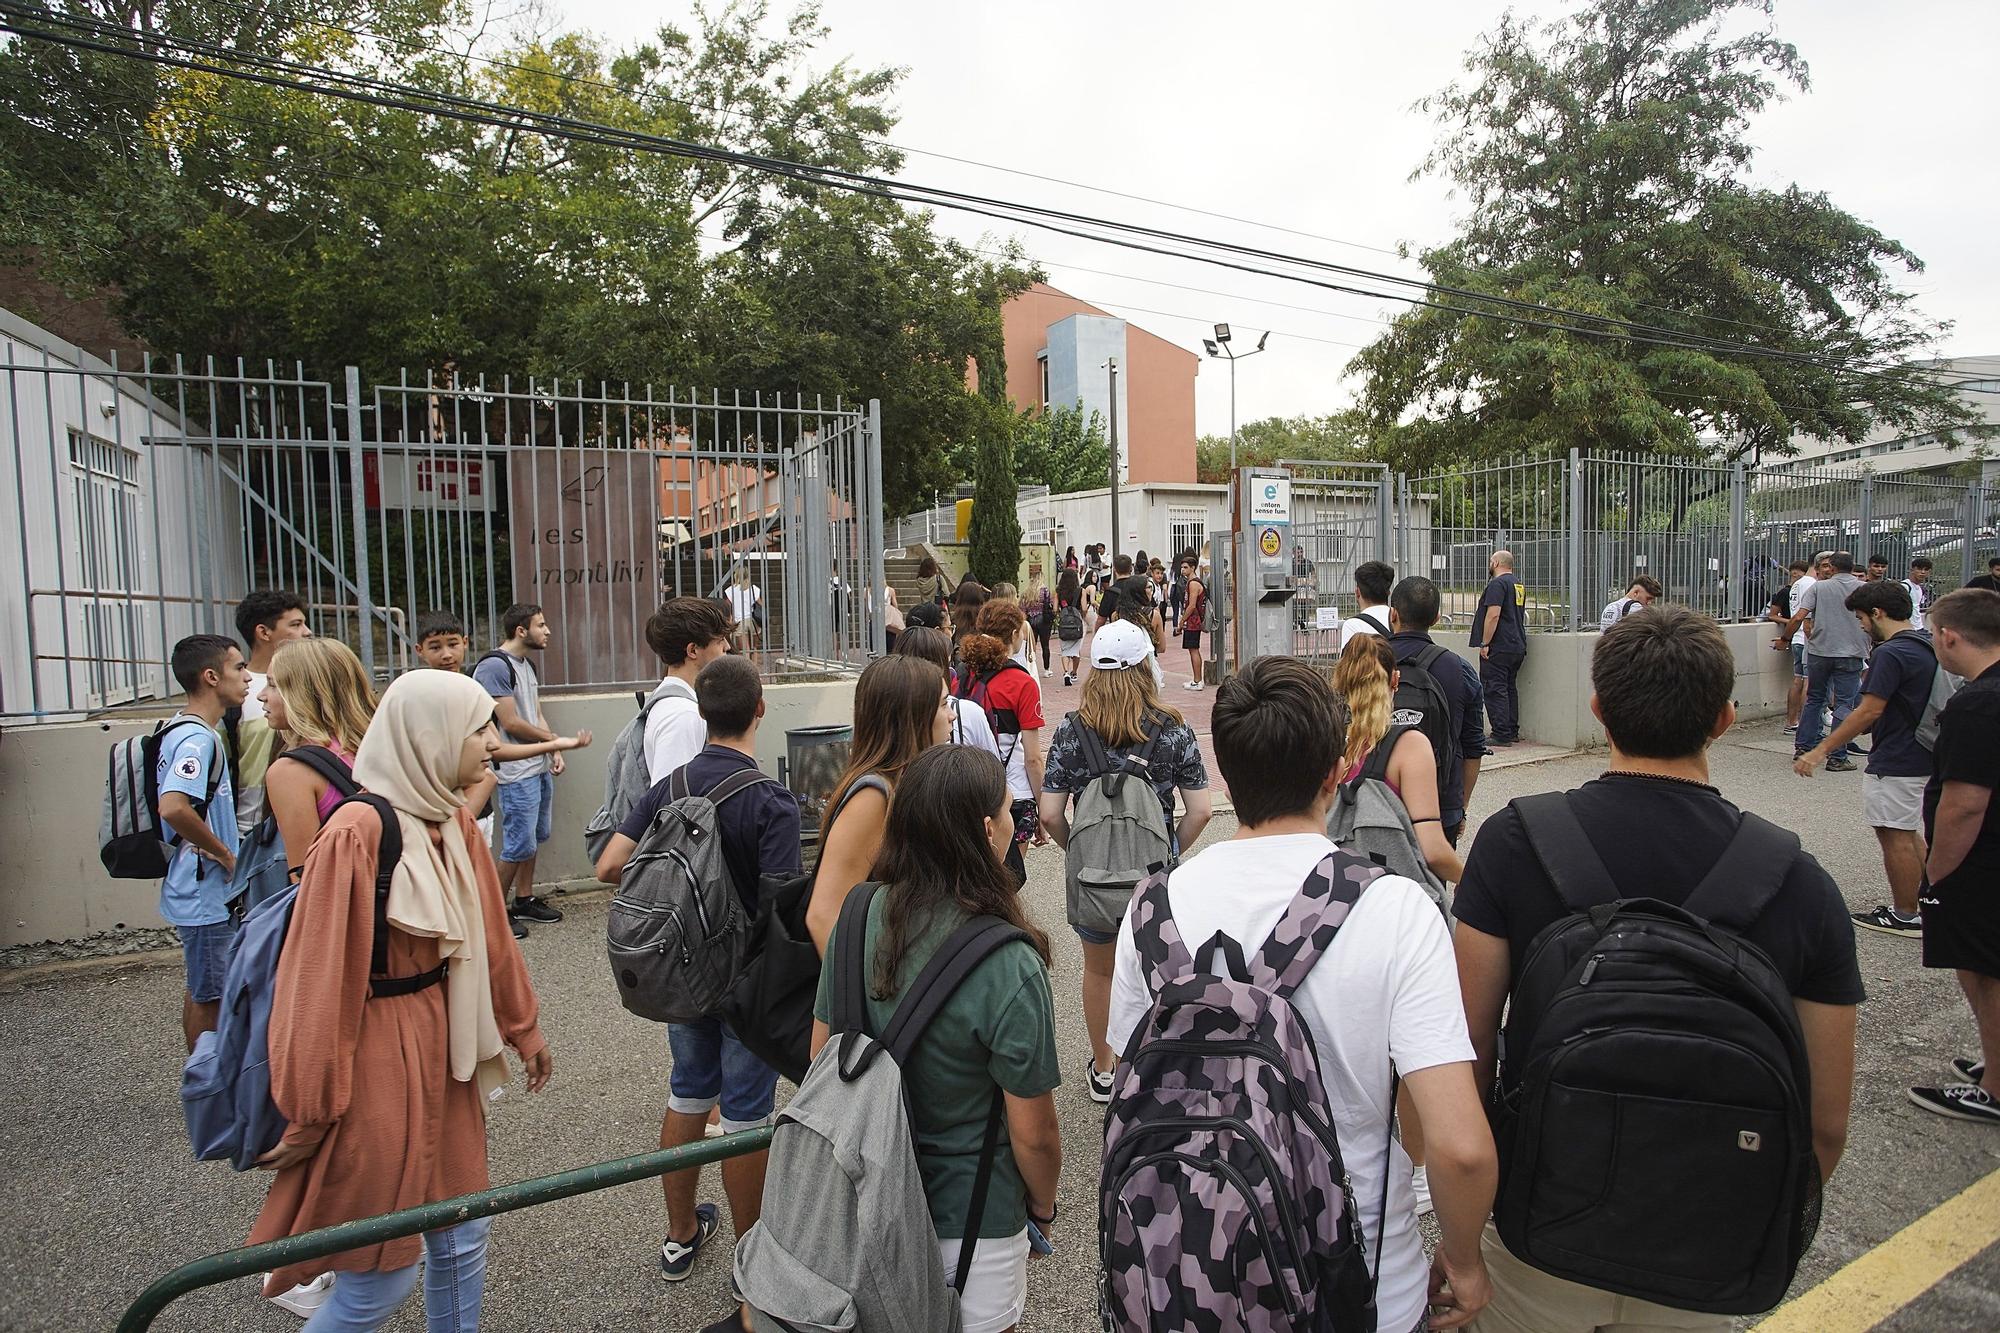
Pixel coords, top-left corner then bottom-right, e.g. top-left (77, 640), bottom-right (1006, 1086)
top-left (1904, 579), bottom-right (1929, 631)
top-left (643, 676), bottom-right (706, 783)
top-left (1789, 574), bottom-right (1815, 646)
top-left (948, 697), bottom-right (1001, 760)
top-left (1107, 833), bottom-right (1474, 1333)
top-left (726, 585), bottom-right (761, 622)
top-left (1339, 604), bottom-right (1393, 649)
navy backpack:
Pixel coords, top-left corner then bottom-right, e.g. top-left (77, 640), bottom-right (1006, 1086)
top-left (225, 746), bottom-right (358, 919)
top-left (182, 793), bottom-right (446, 1169)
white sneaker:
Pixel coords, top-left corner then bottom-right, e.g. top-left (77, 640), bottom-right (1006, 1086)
top-left (1411, 1165), bottom-right (1434, 1217)
top-left (267, 1272), bottom-right (334, 1317)
top-left (1184, 680), bottom-right (1203, 691)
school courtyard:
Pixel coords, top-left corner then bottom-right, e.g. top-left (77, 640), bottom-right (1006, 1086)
top-left (0, 716), bottom-right (1995, 1332)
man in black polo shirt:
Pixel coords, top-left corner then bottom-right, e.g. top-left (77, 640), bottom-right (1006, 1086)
top-left (1470, 548), bottom-right (1528, 744)
top-left (1911, 589), bottom-right (2000, 1125)
top-left (1967, 557), bottom-right (2000, 593)
top-left (1388, 575), bottom-right (1487, 844)
top-left (1453, 606), bottom-right (1861, 1329)
top-left (594, 653), bottom-right (802, 1310)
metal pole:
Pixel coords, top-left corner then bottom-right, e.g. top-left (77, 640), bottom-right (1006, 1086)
top-left (866, 399), bottom-right (887, 657)
top-left (344, 366), bottom-right (375, 675)
top-left (1858, 475), bottom-right (1874, 568)
top-left (1228, 353), bottom-right (1238, 475)
top-left (1107, 357), bottom-right (1121, 566)
top-left (1729, 462), bottom-right (1747, 623)
top-left (1567, 448), bottom-right (1584, 632)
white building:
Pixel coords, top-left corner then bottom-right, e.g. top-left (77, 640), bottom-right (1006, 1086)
top-left (0, 306), bottom-right (235, 720)
top-left (1762, 355), bottom-right (2000, 480)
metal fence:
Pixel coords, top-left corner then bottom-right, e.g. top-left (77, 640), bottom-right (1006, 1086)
top-left (1, 342), bottom-right (884, 719)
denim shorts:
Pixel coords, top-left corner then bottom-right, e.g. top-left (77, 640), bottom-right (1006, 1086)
top-left (495, 773), bottom-right (554, 863)
top-left (178, 920), bottom-right (239, 1003)
top-left (667, 1018), bottom-right (779, 1132)
top-left (1791, 642), bottom-right (1808, 679)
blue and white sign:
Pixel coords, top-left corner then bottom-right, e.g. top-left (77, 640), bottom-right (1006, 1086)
top-left (1248, 476), bottom-right (1291, 525)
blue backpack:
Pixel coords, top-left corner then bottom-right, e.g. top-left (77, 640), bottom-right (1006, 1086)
top-left (225, 746), bottom-right (358, 919)
top-left (182, 793), bottom-right (447, 1169)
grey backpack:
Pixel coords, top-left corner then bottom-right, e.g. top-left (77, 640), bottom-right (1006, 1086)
top-left (1892, 631), bottom-right (1961, 752)
top-left (100, 716), bottom-right (223, 879)
top-left (606, 765), bottom-right (773, 1025)
top-left (734, 883), bottom-right (1025, 1333)
top-left (1064, 720), bottom-right (1174, 935)
top-left (584, 679), bottom-right (687, 863)
top-left (1327, 726), bottom-right (1448, 909)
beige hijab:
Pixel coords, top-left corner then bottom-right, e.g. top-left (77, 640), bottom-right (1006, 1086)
top-left (352, 669), bottom-right (508, 1097)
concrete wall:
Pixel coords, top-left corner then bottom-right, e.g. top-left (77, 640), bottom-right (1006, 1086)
top-left (0, 677), bottom-right (858, 947)
top-left (1423, 621), bottom-right (1795, 750)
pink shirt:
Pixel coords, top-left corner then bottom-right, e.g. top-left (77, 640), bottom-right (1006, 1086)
top-left (310, 743), bottom-right (358, 822)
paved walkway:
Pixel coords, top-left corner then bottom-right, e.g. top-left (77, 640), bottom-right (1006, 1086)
top-left (1, 718), bottom-right (1995, 1330)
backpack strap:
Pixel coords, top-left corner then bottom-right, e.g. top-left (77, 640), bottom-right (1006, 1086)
top-left (1683, 813), bottom-right (1801, 932)
top-left (475, 650), bottom-right (517, 690)
top-left (1128, 866), bottom-right (1194, 994)
top-left (668, 765), bottom-right (692, 804)
top-left (1355, 611), bottom-right (1391, 638)
top-left (828, 880), bottom-right (880, 1042)
top-left (1512, 792), bottom-right (1619, 914)
top-left (1248, 850), bottom-right (1384, 999)
top-left (279, 745), bottom-right (359, 799)
top-left (1406, 640), bottom-right (1451, 675)
top-left (1076, 722), bottom-right (1115, 780)
top-left (341, 794), bottom-right (405, 981)
top-left (1358, 725), bottom-right (1410, 786)
top-left (700, 767), bottom-right (777, 808)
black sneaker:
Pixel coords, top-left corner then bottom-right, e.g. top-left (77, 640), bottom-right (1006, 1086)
top-left (510, 895), bottom-right (564, 924)
top-left (1952, 1056), bottom-right (1987, 1083)
top-left (1906, 1083), bottom-right (2000, 1125)
top-left (1849, 739), bottom-right (1871, 755)
top-left (1851, 905), bottom-right (1922, 938)
top-left (1823, 756), bottom-right (1858, 773)
top-left (510, 917), bottom-right (529, 940)
top-left (1086, 1061), bottom-right (1115, 1104)
top-left (1782, 724), bottom-right (1799, 735)
top-left (660, 1202), bottom-right (720, 1282)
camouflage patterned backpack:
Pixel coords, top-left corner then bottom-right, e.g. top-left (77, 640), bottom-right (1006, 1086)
top-left (1099, 852), bottom-right (1391, 1332)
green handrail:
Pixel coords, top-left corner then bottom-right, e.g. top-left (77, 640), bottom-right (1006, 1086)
top-left (116, 1126), bottom-right (775, 1332)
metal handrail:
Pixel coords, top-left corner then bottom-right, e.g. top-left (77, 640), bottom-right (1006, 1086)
top-left (116, 1126), bottom-right (775, 1332)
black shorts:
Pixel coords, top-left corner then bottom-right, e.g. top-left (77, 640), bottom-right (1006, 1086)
top-left (1181, 629), bottom-right (1203, 650)
top-left (1921, 874), bottom-right (2000, 979)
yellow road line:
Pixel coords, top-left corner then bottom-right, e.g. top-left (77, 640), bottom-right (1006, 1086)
top-left (1752, 1166), bottom-right (2000, 1333)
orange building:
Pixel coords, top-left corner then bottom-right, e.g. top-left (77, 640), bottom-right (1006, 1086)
top-left (996, 283), bottom-right (1198, 484)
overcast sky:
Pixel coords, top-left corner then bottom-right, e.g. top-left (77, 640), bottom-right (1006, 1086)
top-left (561, 0), bottom-right (1999, 438)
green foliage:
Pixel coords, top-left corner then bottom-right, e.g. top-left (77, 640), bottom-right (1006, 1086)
top-left (1351, 0), bottom-right (1989, 472)
top-left (1194, 411), bottom-right (1375, 483)
top-left (1014, 401), bottom-right (1110, 494)
top-left (0, 0), bottom-right (1035, 512)
top-left (966, 400), bottom-right (1022, 587)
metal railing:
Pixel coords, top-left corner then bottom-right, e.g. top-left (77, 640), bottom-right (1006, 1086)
top-left (2, 335), bottom-right (886, 719)
top-left (116, 1127), bottom-right (774, 1332)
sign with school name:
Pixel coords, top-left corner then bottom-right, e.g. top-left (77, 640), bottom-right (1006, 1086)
top-left (507, 448), bottom-right (660, 686)
top-left (1249, 476), bottom-right (1292, 526)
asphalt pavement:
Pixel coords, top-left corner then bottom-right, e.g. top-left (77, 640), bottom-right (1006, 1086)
top-left (1, 715), bottom-right (1996, 1331)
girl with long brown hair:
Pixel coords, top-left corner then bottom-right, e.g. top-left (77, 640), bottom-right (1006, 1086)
top-left (1331, 635), bottom-right (1463, 884)
top-left (804, 655), bottom-right (955, 952)
top-left (955, 601), bottom-right (1047, 885)
top-left (810, 744), bottom-right (1061, 1333)
top-left (1037, 619), bottom-right (1211, 1101)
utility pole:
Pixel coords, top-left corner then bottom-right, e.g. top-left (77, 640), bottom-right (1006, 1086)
top-left (1203, 326), bottom-right (1269, 474)
top-left (1107, 356), bottom-right (1121, 566)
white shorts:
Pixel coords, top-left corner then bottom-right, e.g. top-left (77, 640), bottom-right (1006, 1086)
top-left (937, 1230), bottom-right (1029, 1333)
top-left (1862, 772), bottom-right (1925, 831)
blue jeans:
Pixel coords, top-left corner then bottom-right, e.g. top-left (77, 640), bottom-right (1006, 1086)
top-left (495, 773), bottom-right (554, 864)
top-left (1797, 655), bottom-right (1863, 758)
top-left (667, 1018), bottom-right (779, 1132)
top-left (303, 1216), bottom-right (490, 1332)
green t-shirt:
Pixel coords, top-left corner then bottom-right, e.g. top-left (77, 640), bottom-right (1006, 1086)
top-left (813, 889), bottom-right (1061, 1239)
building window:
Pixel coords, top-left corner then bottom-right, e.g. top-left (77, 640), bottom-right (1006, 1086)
top-left (67, 428), bottom-right (149, 705)
top-left (1038, 353), bottom-right (1050, 409)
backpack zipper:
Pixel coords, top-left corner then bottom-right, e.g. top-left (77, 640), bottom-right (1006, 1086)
top-left (1129, 1039), bottom-right (1340, 1153)
top-left (1107, 1116), bottom-right (1314, 1283)
top-left (665, 848), bottom-right (712, 937)
top-left (1107, 1149), bottom-right (1303, 1320)
top-left (608, 899), bottom-right (691, 965)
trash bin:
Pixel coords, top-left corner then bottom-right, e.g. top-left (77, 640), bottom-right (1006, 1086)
top-left (785, 723), bottom-right (854, 836)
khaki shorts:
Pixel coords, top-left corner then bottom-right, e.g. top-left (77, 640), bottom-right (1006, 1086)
top-left (1466, 1224), bottom-right (1729, 1333)
top-left (1862, 772), bottom-right (1925, 831)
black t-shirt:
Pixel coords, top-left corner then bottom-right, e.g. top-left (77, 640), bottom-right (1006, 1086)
top-left (1455, 774), bottom-right (1864, 1005)
top-left (1966, 575), bottom-right (2000, 593)
top-left (1860, 631), bottom-right (1937, 779)
top-left (617, 745), bottom-right (803, 910)
top-left (1923, 662), bottom-right (2000, 887)
top-left (1471, 573), bottom-right (1527, 653)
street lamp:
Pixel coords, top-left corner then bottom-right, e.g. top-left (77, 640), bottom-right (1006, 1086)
top-left (1204, 326), bottom-right (1270, 472)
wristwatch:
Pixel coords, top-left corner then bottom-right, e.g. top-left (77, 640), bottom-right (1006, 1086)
top-left (1027, 1201), bottom-right (1058, 1229)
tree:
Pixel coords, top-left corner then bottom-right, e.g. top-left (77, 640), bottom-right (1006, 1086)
top-left (1014, 401), bottom-right (1110, 494)
top-left (1351, 0), bottom-right (1988, 473)
top-left (965, 287), bottom-right (1021, 586)
top-left (1194, 412), bottom-right (1375, 483)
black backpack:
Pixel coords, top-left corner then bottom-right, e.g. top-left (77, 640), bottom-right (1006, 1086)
top-left (475, 650), bottom-right (518, 690)
top-left (1493, 793), bottom-right (1820, 1315)
top-left (1390, 643), bottom-right (1458, 803)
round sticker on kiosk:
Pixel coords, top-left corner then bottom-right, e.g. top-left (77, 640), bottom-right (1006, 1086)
top-left (1259, 527), bottom-right (1283, 558)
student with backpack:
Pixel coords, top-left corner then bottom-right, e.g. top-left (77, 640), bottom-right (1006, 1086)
top-left (1388, 576), bottom-right (1488, 845)
top-left (1454, 606), bottom-right (1860, 1331)
top-left (1338, 559), bottom-right (1397, 649)
top-left (1795, 579), bottom-right (1951, 939)
top-left (1103, 655), bottom-right (1495, 1333)
top-left (1333, 634), bottom-right (1464, 886)
top-left (1038, 619), bottom-right (1210, 1104)
top-left (593, 655), bottom-right (801, 1305)
top-left (955, 602), bottom-right (1048, 884)
top-left (897, 627), bottom-right (1002, 761)
top-left (1054, 569), bottom-right (1086, 686)
top-left (737, 744), bottom-right (1060, 1333)
top-left (1178, 556), bottom-right (1208, 690)
top-left (230, 589), bottom-right (314, 838)
top-left (244, 669), bottom-right (552, 1331)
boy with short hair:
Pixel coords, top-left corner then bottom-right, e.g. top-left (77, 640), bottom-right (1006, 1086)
top-left (160, 634), bottom-right (251, 1050)
top-left (231, 589), bottom-right (312, 835)
top-left (1906, 556), bottom-right (1935, 630)
top-left (473, 603), bottom-right (591, 936)
top-left (594, 655), bottom-right (801, 1312)
top-left (1338, 559), bottom-right (1396, 647)
top-left (413, 610), bottom-right (470, 672)
top-left (642, 598), bottom-right (734, 783)
top-left (1107, 655), bottom-right (1498, 1333)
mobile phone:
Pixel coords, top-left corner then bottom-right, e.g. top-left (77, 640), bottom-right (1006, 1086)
top-left (1027, 1220), bottom-right (1051, 1255)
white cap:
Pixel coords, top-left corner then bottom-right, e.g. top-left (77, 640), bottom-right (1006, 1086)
top-left (1091, 620), bottom-right (1153, 670)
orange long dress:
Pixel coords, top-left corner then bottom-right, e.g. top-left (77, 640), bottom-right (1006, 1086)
top-left (249, 803), bottom-right (545, 1294)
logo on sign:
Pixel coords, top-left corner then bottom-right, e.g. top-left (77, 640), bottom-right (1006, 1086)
top-left (1259, 527), bottom-right (1282, 557)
